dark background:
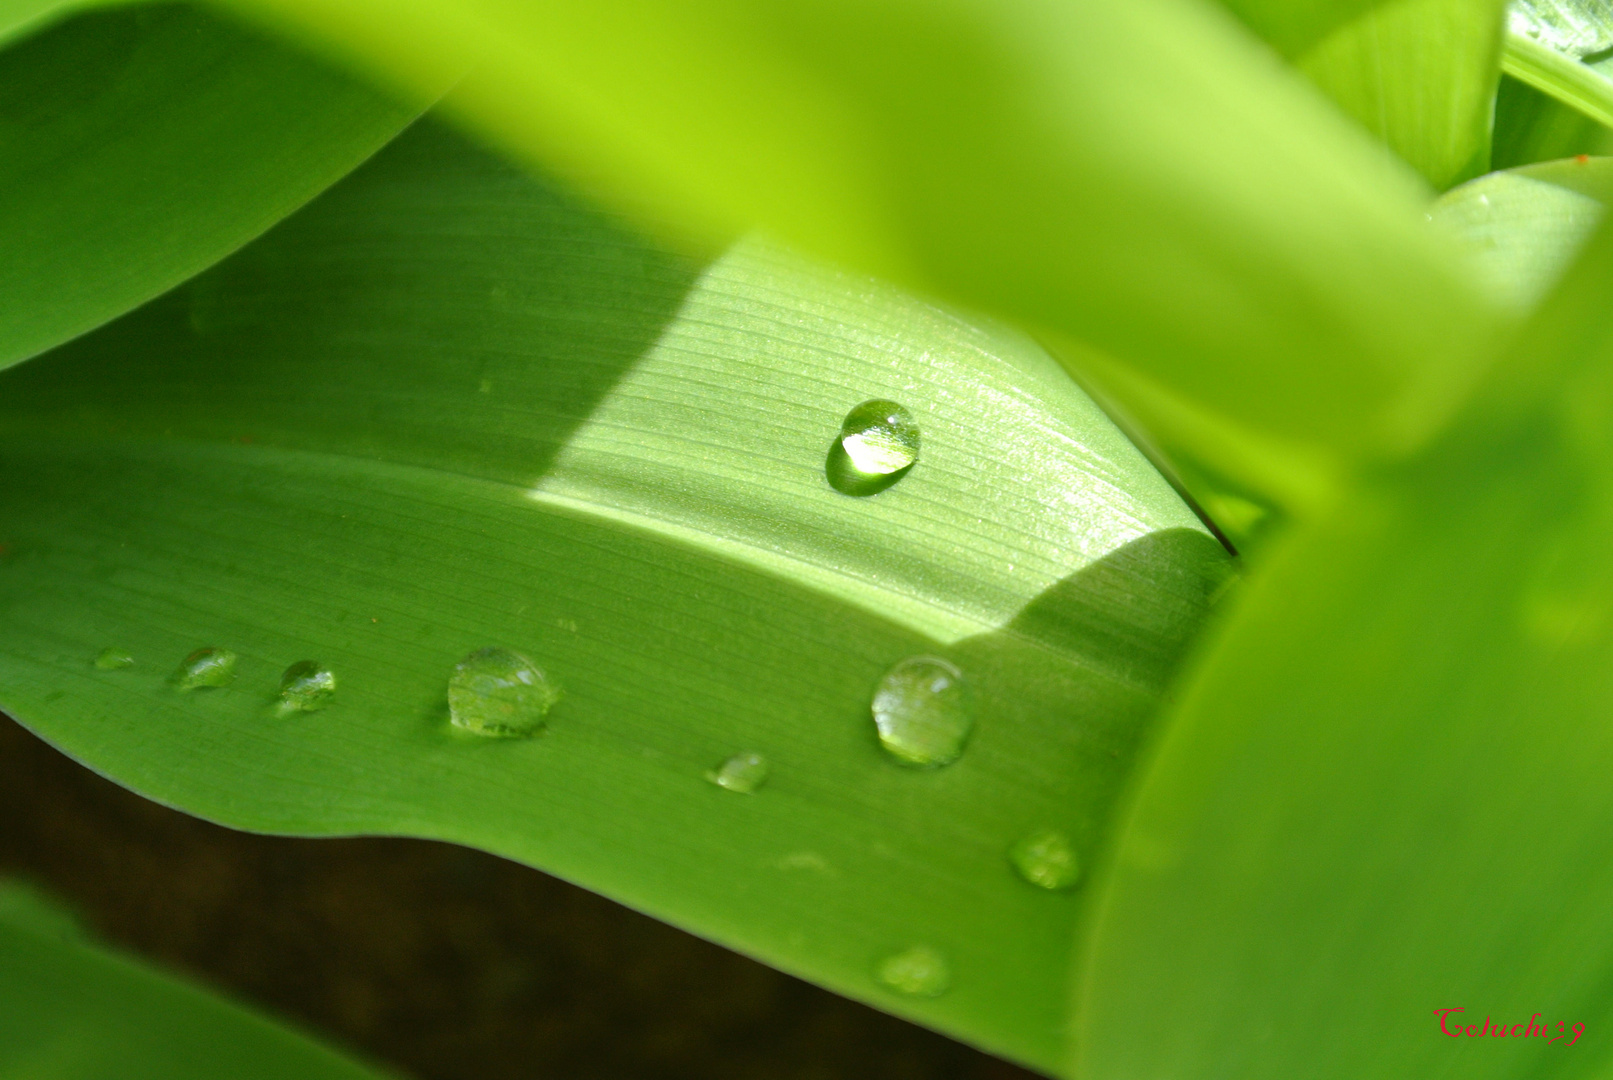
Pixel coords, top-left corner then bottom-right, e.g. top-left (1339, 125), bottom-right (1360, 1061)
top-left (0, 715), bottom-right (1039, 1079)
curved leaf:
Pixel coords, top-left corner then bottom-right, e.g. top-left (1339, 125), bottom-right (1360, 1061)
top-left (1502, 0), bottom-right (1613, 129)
top-left (1075, 182), bottom-right (1613, 1079)
top-left (0, 119), bottom-right (1231, 1073)
top-left (0, 881), bottom-right (392, 1079)
top-left (214, 0), bottom-right (1502, 468)
top-left (0, 2), bottom-right (419, 372)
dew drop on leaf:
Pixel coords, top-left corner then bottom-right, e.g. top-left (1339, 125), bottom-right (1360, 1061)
top-left (826, 399), bottom-right (919, 496)
top-left (1009, 828), bottom-right (1081, 890)
top-left (93, 648), bottom-right (134, 671)
top-left (277, 660), bottom-right (336, 714)
top-left (871, 656), bottom-right (971, 767)
top-left (706, 751), bottom-right (769, 793)
top-left (876, 945), bottom-right (951, 997)
top-left (172, 647), bottom-right (236, 690)
top-left (447, 647), bottom-right (558, 737)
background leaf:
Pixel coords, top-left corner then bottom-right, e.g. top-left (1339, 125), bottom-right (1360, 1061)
top-left (0, 880), bottom-right (393, 1079)
top-left (1297, 0), bottom-right (1505, 189)
top-left (1074, 187), bottom-right (1613, 1080)
top-left (0, 2), bottom-right (418, 372)
top-left (213, 0), bottom-right (1502, 469)
top-left (0, 117), bottom-right (1232, 1073)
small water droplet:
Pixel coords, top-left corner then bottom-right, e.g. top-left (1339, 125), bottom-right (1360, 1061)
top-left (277, 660), bottom-right (336, 714)
top-left (706, 751), bottom-right (768, 793)
top-left (871, 656), bottom-right (971, 767)
top-left (1009, 829), bottom-right (1080, 890)
top-left (447, 647), bottom-right (558, 737)
top-left (94, 648), bottom-right (134, 671)
top-left (172, 647), bottom-right (236, 690)
top-left (876, 945), bottom-right (950, 997)
top-left (826, 399), bottom-right (919, 496)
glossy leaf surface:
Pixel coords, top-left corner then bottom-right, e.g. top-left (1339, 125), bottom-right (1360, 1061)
top-left (0, 119), bottom-right (1231, 1072)
top-left (216, 0), bottom-right (1501, 467)
top-left (0, 881), bottom-right (391, 1079)
top-left (0, 3), bottom-right (416, 372)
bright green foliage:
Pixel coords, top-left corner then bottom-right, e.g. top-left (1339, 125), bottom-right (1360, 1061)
top-left (1217, 0), bottom-right (1394, 55)
top-left (1077, 210), bottom-right (1613, 1079)
top-left (0, 118), bottom-right (1231, 1071)
top-left (0, 4), bottom-right (417, 372)
top-left (0, 881), bottom-right (392, 1079)
top-left (1503, 0), bottom-right (1613, 129)
top-left (1298, 0), bottom-right (1506, 189)
top-left (217, 0), bottom-right (1502, 473)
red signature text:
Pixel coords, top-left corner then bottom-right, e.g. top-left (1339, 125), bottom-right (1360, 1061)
top-left (1436, 1009), bottom-right (1583, 1046)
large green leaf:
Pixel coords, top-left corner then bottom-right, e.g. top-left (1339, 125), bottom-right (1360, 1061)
top-left (0, 118), bottom-right (1231, 1073)
top-left (213, 0), bottom-right (1502, 470)
top-left (1075, 175), bottom-right (1613, 1078)
top-left (1493, 75), bottom-right (1613, 169)
top-left (1298, 0), bottom-right (1505, 189)
top-left (0, 2), bottom-right (418, 372)
top-left (1217, 0), bottom-right (1392, 55)
top-left (1502, 2), bottom-right (1613, 128)
top-left (0, 881), bottom-right (391, 1079)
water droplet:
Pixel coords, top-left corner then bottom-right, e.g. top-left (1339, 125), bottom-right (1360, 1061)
top-left (876, 945), bottom-right (950, 997)
top-left (172, 647), bottom-right (236, 690)
top-left (277, 661), bottom-right (336, 714)
top-left (93, 648), bottom-right (134, 671)
top-left (1009, 829), bottom-right (1081, 890)
top-left (1508, 0), bottom-right (1613, 58)
top-left (706, 751), bottom-right (768, 793)
top-left (826, 399), bottom-right (919, 496)
top-left (871, 656), bottom-right (971, 767)
top-left (447, 647), bottom-right (558, 737)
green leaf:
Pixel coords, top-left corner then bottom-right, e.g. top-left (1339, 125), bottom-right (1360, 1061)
top-left (1216, 0), bottom-right (1392, 56)
top-left (1502, 1), bottom-right (1613, 129)
top-left (0, 118), bottom-right (1232, 1073)
top-left (1493, 74), bottom-right (1613, 169)
top-left (1074, 198), bottom-right (1613, 1079)
top-left (1297, 0), bottom-right (1506, 189)
top-left (0, 880), bottom-right (391, 1078)
top-left (1431, 155), bottom-right (1612, 308)
top-left (214, 0), bottom-right (1502, 467)
top-left (0, 3), bottom-right (419, 373)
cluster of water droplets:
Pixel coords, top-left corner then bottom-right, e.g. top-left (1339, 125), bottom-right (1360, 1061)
top-left (1508, 0), bottom-right (1613, 59)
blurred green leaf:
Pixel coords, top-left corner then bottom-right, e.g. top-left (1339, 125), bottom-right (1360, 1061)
top-left (0, 881), bottom-right (391, 1079)
top-left (0, 118), bottom-right (1232, 1073)
top-left (0, 3), bottom-right (419, 373)
top-left (214, 0), bottom-right (1503, 471)
top-left (1432, 155), bottom-right (1612, 307)
top-left (1075, 196), bottom-right (1613, 1079)
top-left (1298, 0), bottom-right (1505, 189)
top-left (1216, 0), bottom-right (1391, 55)
top-left (1493, 74), bottom-right (1613, 168)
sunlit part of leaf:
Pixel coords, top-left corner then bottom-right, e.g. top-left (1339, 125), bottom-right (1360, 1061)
top-left (0, 3), bottom-right (419, 373)
top-left (1508, 0), bottom-right (1613, 57)
top-left (0, 881), bottom-right (392, 1079)
top-left (0, 0), bottom-right (113, 45)
top-left (1432, 155), bottom-right (1613, 308)
top-left (0, 119), bottom-right (1232, 1072)
top-left (1502, 14), bottom-right (1613, 129)
top-left (1075, 206), bottom-right (1613, 1079)
top-left (213, 0), bottom-right (1503, 469)
top-left (1298, 0), bottom-right (1506, 190)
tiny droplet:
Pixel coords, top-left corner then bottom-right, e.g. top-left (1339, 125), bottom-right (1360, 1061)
top-left (278, 661), bottom-right (336, 714)
top-left (876, 945), bottom-right (950, 997)
top-left (447, 647), bottom-right (558, 737)
top-left (172, 647), bottom-right (237, 690)
top-left (94, 648), bottom-right (134, 671)
top-left (826, 399), bottom-right (919, 496)
top-left (706, 751), bottom-right (769, 793)
top-left (1009, 829), bottom-right (1081, 890)
top-left (871, 656), bottom-right (971, 767)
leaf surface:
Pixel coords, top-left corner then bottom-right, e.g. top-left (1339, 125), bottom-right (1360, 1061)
top-left (0, 881), bottom-right (392, 1079)
top-left (0, 3), bottom-right (418, 372)
top-left (0, 118), bottom-right (1231, 1073)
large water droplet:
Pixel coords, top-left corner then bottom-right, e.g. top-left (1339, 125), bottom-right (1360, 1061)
top-left (876, 945), bottom-right (950, 997)
top-left (447, 647), bottom-right (558, 737)
top-left (172, 647), bottom-right (236, 690)
top-left (1009, 828), bottom-right (1080, 890)
top-left (1508, 0), bottom-right (1613, 58)
top-left (826, 399), bottom-right (919, 496)
top-left (706, 751), bottom-right (769, 793)
top-left (94, 648), bottom-right (134, 671)
top-left (278, 660), bottom-right (336, 714)
top-left (871, 656), bottom-right (971, 767)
